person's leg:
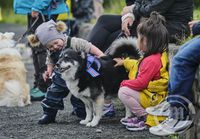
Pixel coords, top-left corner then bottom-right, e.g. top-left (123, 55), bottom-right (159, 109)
top-left (28, 14), bottom-right (49, 100)
top-left (87, 15), bottom-right (122, 51)
top-left (118, 86), bottom-right (147, 131)
top-left (166, 21), bottom-right (190, 43)
top-left (31, 46), bottom-right (49, 91)
top-left (102, 95), bottom-right (115, 117)
top-left (34, 14), bottom-right (58, 92)
top-left (38, 70), bottom-right (69, 124)
top-left (70, 95), bottom-right (86, 119)
top-left (168, 37), bottom-right (200, 119)
top-left (28, 14), bottom-right (58, 99)
top-left (39, 70), bottom-right (86, 124)
top-left (118, 86), bottom-right (147, 117)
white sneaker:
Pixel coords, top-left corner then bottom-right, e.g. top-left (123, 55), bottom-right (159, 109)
top-left (149, 118), bottom-right (193, 136)
top-left (146, 100), bottom-right (170, 116)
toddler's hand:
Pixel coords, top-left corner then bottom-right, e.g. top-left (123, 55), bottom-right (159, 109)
top-left (43, 71), bottom-right (50, 82)
top-left (113, 58), bottom-right (124, 67)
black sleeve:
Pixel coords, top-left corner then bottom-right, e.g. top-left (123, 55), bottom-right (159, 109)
top-left (133, 0), bottom-right (175, 19)
top-left (125, 0), bottom-right (136, 6)
top-left (192, 22), bottom-right (200, 36)
top-left (71, 0), bottom-right (93, 19)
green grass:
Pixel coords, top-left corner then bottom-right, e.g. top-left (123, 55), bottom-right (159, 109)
top-left (104, 1), bottom-right (126, 14)
top-left (0, 8), bottom-right (27, 25)
top-left (194, 8), bottom-right (200, 19)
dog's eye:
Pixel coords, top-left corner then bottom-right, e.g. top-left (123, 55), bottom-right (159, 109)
top-left (62, 54), bottom-right (69, 58)
top-left (63, 54), bottom-right (71, 60)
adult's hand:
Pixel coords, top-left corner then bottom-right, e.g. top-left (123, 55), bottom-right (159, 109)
top-left (121, 5), bottom-right (135, 16)
top-left (121, 17), bottom-right (134, 37)
top-left (31, 10), bottom-right (39, 18)
top-left (188, 20), bottom-right (200, 35)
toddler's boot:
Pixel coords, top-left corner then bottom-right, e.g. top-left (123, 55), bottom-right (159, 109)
top-left (38, 108), bottom-right (57, 124)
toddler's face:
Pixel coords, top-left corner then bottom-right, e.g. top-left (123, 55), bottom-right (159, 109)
top-left (46, 39), bottom-right (64, 51)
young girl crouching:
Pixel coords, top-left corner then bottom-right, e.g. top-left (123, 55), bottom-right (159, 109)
top-left (114, 11), bottom-right (169, 131)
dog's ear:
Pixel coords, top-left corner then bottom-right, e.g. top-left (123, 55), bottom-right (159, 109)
top-left (27, 34), bottom-right (40, 47)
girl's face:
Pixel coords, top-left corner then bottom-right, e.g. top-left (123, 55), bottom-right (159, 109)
top-left (137, 34), bottom-right (147, 52)
top-left (47, 39), bottom-right (64, 51)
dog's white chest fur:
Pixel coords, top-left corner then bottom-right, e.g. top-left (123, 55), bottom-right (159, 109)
top-left (65, 79), bottom-right (91, 98)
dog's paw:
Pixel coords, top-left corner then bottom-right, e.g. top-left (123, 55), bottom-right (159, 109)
top-left (86, 121), bottom-right (98, 127)
top-left (80, 119), bottom-right (89, 125)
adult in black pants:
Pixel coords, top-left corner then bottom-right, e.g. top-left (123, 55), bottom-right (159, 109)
top-left (87, 0), bottom-right (193, 52)
top-left (27, 14), bottom-right (57, 93)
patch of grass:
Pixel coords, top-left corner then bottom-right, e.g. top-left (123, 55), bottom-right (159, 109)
top-left (194, 8), bottom-right (200, 19)
top-left (170, 134), bottom-right (179, 139)
top-left (0, 8), bottom-right (27, 25)
top-left (104, 1), bottom-right (126, 14)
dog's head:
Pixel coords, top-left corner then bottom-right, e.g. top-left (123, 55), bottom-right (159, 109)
top-left (57, 48), bottom-right (86, 79)
top-left (0, 32), bottom-right (15, 48)
top-left (105, 37), bottom-right (141, 59)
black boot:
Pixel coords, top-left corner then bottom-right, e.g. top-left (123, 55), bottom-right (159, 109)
top-left (38, 108), bottom-right (57, 124)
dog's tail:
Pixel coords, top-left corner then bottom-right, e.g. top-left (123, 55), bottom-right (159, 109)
top-left (0, 80), bottom-right (26, 107)
top-left (105, 37), bottom-right (141, 59)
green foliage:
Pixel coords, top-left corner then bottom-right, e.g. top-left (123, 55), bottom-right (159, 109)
top-left (170, 134), bottom-right (179, 139)
top-left (104, 0), bottom-right (125, 14)
top-left (0, 0), bottom-right (27, 24)
top-left (194, 8), bottom-right (200, 19)
top-left (0, 8), bottom-right (27, 25)
top-left (0, 0), bottom-right (13, 8)
top-left (194, 0), bottom-right (200, 7)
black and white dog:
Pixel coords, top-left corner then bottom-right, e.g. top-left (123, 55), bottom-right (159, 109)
top-left (57, 37), bottom-right (140, 127)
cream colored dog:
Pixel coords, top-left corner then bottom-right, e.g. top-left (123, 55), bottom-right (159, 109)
top-left (0, 32), bottom-right (30, 107)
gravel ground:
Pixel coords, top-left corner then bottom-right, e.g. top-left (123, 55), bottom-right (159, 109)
top-left (0, 97), bottom-right (167, 139)
top-left (0, 23), bottom-right (167, 139)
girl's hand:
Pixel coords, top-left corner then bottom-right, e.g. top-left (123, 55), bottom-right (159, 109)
top-left (113, 58), bottom-right (124, 67)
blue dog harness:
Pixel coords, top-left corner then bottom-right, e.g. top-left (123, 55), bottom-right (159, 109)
top-left (86, 54), bottom-right (101, 77)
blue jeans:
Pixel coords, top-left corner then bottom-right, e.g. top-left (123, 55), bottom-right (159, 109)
top-left (41, 69), bottom-right (86, 119)
top-left (167, 37), bottom-right (200, 118)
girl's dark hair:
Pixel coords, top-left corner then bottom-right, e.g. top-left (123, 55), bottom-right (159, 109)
top-left (137, 11), bottom-right (169, 57)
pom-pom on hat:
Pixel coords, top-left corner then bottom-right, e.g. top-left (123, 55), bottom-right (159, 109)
top-left (28, 20), bottom-right (67, 47)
